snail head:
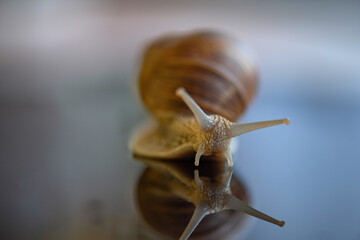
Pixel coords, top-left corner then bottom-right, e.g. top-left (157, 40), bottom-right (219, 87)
top-left (176, 88), bottom-right (289, 167)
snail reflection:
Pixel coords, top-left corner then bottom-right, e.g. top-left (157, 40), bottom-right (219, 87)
top-left (135, 156), bottom-right (284, 240)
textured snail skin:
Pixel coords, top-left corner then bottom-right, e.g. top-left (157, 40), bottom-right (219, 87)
top-left (131, 114), bottom-right (230, 164)
top-left (131, 31), bottom-right (289, 167)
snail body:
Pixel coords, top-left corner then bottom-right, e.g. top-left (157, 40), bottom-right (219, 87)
top-left (131, 31), bottom-right (289, 166)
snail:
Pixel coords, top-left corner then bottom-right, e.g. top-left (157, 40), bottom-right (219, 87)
top-left (135, 156), bottom-right (284, 240)
top-left (131, 31), bottom-right (289, 167)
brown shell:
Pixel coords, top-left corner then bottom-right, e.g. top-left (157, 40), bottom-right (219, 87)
top-left (138, 31), bottom-right (258, 122)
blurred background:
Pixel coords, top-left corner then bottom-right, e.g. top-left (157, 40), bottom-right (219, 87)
top-left (0, 0), bottom-right (359, 239)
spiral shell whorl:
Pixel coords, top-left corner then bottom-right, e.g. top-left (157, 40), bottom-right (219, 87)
top-left (138, 31), bottom-right (258, 122)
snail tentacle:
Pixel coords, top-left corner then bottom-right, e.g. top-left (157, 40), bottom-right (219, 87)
top-left (224, 168), bottom-right (233, 188)
top-left (179, 204), bottom-right (208, 240)
top-left (195, 145), bottom-right (205, 167)
top-left (194, 170), bottom-right (203, 186)
top-left (175, 88), bottom-right (214, 131)
top-left (224, 148), bottom-right (233, 167)
top-left (225, 195), bottom-right (285, 227)
top-left (229, 119), bottom-right (290, 138)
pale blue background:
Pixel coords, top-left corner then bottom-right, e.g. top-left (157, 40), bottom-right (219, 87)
top-left (0, 1), bottom-right (359, 239)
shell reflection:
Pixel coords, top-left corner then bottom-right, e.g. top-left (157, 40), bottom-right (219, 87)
top-left (135, 156), bottom-right (248, 240)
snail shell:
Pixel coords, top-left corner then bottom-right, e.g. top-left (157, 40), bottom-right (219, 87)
top-left (138, 31), bottom-right (257, 122)
top-left (131, 31), bottom-right (289, 167)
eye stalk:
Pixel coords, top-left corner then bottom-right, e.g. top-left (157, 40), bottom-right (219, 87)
top-left (175, 88), bottom-right (214, 131)
top-left (176, 87), bottom-right (289, 167)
